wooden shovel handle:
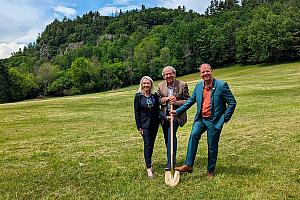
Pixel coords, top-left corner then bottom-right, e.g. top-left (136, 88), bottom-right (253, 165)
top-left (170, 104), bottom-right (174, 171)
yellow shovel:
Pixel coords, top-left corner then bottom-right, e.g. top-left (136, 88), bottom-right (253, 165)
top-left (165, 104), bottom-right (180, 186)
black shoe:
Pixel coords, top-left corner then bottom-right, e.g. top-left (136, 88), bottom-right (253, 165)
top-left (165, 164), bottom-right (171, 171)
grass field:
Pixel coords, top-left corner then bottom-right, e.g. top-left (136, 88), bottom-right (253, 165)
top-left (0, 62), bottom-right (299, 199)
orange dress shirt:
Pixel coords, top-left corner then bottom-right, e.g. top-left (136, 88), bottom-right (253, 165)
top-left (201, 82), bottom-right (213, 118)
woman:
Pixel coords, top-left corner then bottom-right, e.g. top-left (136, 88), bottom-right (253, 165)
top-left (134, 76), bottom-right (165, 178)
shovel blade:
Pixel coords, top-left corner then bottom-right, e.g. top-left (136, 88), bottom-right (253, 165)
top-left (165, 170), bottom-right (180, 186)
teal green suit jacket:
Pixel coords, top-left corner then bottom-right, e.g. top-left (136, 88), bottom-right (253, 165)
top-left (176, 78), bottom-right (236, 130)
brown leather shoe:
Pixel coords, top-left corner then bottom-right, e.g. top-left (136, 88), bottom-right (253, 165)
top-left (175, 165), bottom-right (193, 173)
top-left (207, 172), bottom-right (214, 180)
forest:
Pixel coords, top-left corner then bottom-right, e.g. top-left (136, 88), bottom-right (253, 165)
top-left (0, 0), bottom-right (299, 103)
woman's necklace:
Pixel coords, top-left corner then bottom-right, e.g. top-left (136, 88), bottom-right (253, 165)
top-left (146, 95), bottom-right (154, 109)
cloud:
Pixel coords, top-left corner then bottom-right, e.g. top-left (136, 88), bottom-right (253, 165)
top-left (98, 0), bottom-right (210, 16)
top-left (156, 0), bottom-right (210, 13)
top-left (0, 1), bottom-right (45, 43)
top-left (53, 5), bottom-right (77, 18)
top-left (113, 0), bottom-right (131, 4)
top-left (98, 0), bottom-right (149, 16)
top-left (0, 1), bottom-right (78, 59)
top-left (0, 42), bottom-right (26, 59)
top-left (98, 3), bottom-right (141, 16)
top-left (0, 1), bottom-right (49, 58)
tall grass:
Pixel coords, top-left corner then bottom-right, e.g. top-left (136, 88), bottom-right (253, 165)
top-left (0, 62), bottom-right (299, 199)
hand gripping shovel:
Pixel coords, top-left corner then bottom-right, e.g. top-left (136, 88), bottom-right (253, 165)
top-left (165, 104), bottom-right (180, 186)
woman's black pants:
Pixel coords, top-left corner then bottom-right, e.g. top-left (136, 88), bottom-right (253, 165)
top-left (142, 125), bottom-right (159, 168)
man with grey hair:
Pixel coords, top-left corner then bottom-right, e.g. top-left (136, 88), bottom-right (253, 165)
top-left (157, 66), bottom-right (190, 170)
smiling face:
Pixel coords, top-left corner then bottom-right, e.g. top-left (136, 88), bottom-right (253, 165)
top-left (199, 64), bottom-right (213, 82)
top-left (163, 68), bottom-right (175, 85)
top-left (142, 78), bottom-right (152, 93)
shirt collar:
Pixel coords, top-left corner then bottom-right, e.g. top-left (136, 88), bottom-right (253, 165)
top-left (203, 80), bottom-right (213, 90)
top-left (167, 80), bottom-right (175, 89)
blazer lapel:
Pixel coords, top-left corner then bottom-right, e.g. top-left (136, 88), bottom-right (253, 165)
top-left (210, 79), bottom-right (216, 111)
top-left (199, 81), bottom-right (204, 103)
top-left (162, 81), bottom-right (168, 97)
top-left (173, 80), bottom-right (179, 96)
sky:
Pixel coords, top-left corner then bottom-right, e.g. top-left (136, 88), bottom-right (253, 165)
top-left (0, 0), bottom-right (211, 59)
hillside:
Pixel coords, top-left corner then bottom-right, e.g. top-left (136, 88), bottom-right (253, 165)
top-left (1, 0), bottom-right (300, 103)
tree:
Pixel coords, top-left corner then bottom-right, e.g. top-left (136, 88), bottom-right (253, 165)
top-left (69, 57), bottom-right (94, 93)
top-left (236, 5), bottom-right (295, 63)
top-left (100, 62), bottom-right (127, 90)
top-left (0, 61), bottom-right (12, 103)
top-left (8, 68), bottom-right (37, 100)
top-left (160, 47), bottom-right (172, 66)
top-left (133, 36), bottom-right (160, 78)
top-left (197, 24), bottom-right (228, 66)
top-left (48, 71), bottom-right (73, 96)
top-left (225, 0), bottom-right (240, 10)
top-left (35, 62), bottom-right (60, 96)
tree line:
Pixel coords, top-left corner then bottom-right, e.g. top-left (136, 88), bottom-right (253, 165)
top-left (1, 0), bottom-right (299, 103)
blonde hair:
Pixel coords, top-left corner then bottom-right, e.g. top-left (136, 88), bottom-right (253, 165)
top-left (137, 76), bottom-right (155, 94)
top-left (162, 66), bottom-right (176, 78)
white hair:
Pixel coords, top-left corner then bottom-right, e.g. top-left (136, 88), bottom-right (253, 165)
top-left (162, 66), bottom-right (176, 78)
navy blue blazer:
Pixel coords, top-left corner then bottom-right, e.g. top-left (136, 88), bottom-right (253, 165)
top-left (134, 92), bottom-right (165, 130)
top-left (176, 78), bottom-right (236, 130)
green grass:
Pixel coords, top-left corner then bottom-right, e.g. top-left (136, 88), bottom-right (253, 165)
top-left (0, 62), bottom-right (299, 199)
